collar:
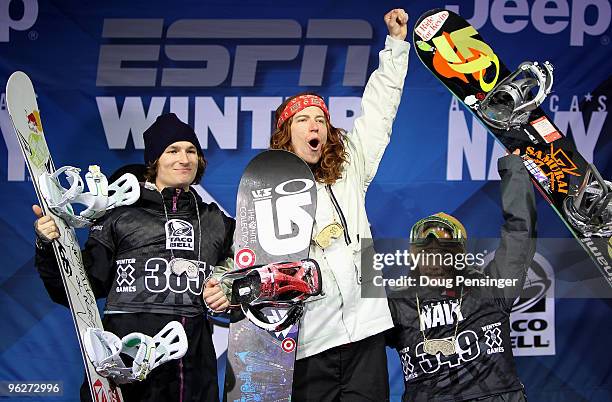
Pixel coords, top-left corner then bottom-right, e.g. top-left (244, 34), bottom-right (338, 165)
top-left (138, 183), bottom-right (202, 212)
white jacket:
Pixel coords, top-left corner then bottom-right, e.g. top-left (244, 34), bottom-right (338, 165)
top-left (297, 36), bottom-right (410, 359)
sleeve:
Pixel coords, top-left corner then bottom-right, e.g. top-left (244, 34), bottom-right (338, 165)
top-left (349, 35), bottom-right (410, 189)
top-left (34, 236), bottom-right (116, 307)
top-left (209, 213), bottom-right (236, 298)
top-left (34, 240), bottom-right (69, 306)
top-left (34, 214), bottom-right (119, 307)
top-left (85, 214), bottom-right (119, 295)
top-left (385, 297), bottom-right (402, 349)
top-left (487, 154), bottom-right (537, 312)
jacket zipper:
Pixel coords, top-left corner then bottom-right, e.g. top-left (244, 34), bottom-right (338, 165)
top-left (172, 189), bottom-right (181, 213)
top-left (179, 316), bottom-right (186, 402)
top-left (326, 185), bottom-right (351, 245)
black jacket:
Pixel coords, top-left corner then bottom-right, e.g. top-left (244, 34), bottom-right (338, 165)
top-left (387, 155), bottom-right (537, 401)
top-left (35, 184), bottom-right (235, 316)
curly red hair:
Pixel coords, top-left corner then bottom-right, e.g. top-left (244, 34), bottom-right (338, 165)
top-left (270, 92), bottom-right (348, 184)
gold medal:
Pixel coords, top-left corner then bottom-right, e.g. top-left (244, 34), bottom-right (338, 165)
top-left (314, 222), bottom-right (344, 249)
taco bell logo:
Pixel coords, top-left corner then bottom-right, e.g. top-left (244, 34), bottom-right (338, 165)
top-left (509, 253), bottom-right (555, 356)
top-left (165, 219), bottom-right (194, 250)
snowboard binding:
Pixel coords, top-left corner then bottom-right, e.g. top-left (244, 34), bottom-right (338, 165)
top-left (478, 61), bottom-right (554, 130)
top-left (563, 164), bottom-right (612, 237)
top-left (83, 321), bottom-right (188, 384)
top-left (223, 259), bottom-right (322, 332)
top-left (39, 165), bottom-right (140, 228)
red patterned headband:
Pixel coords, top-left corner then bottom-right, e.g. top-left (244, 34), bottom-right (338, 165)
top-left (276, 95), bottom-right (330, 129)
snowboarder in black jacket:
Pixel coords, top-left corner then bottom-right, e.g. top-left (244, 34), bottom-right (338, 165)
top-left (33, 113), bottom-right (234, 402)
top-left (387, 152), bottom-right (537, 402)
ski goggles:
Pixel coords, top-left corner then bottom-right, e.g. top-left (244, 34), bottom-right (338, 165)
top-left (409, 213), bottom-right (467, 247)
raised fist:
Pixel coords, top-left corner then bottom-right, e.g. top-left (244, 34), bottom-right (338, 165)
top-left (384, 8), bottom-right (409, 41)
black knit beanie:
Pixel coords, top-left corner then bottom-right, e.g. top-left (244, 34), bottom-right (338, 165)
top-left (143, 113), bottom-right (203, 166)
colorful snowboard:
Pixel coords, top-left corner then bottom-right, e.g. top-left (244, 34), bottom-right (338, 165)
top-left (224, 150), bottom-right (316, 401)
top-left (413, 9), bottom-right (612, 287)
top-left (6, 71), bottom-right (123, 402)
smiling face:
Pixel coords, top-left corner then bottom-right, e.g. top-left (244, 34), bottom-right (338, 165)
top-left (155, 141), bottom-right (199, 191)
top-left (289, 106), bottom-right (328, 165)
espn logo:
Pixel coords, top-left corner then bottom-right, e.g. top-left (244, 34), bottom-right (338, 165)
top-left (96, 18), bottom-right (373, 87)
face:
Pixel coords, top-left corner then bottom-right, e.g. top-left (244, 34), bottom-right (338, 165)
top-left (413, 236), bottom-right (464, 284)
top-left (155, 141), bottom-right (199, 191)
top-left (289, 106), bottom-right (328, 165)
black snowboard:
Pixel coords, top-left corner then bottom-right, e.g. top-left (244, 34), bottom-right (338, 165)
top-left (224, 150), bottom-right (317, 401)
top-left (413, 9), bottom-right (612, 288)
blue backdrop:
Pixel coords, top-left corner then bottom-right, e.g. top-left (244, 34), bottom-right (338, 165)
top-left (1, 0), bottom-right (611, 401)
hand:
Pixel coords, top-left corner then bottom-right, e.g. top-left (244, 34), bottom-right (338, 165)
top-left (33, 204), bottom-right (59, 241)
top-left (203, 278), bottom-right (229, 313)
top-left (384, 8), bottom-right (409, 41)
top-left (505, 148), bottom-right (521, 156)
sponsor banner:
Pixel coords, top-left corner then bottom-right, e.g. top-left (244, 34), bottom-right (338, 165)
top-left (509, 253), bottom-right (555, 356)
